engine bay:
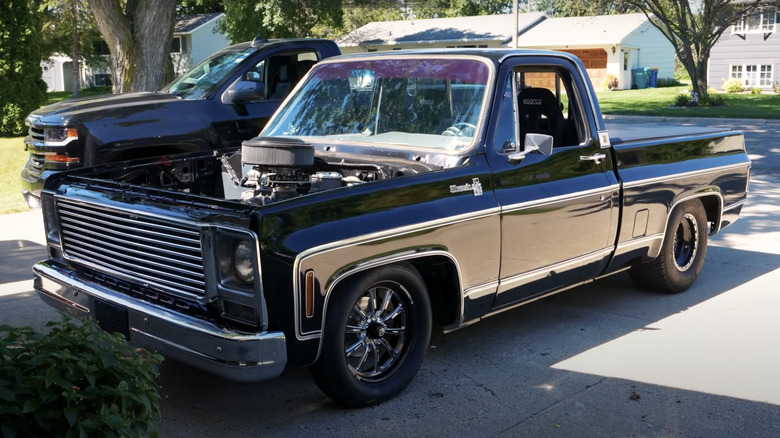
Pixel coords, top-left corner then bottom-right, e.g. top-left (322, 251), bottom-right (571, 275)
top-left (100, 137), bottom-right (454, 206)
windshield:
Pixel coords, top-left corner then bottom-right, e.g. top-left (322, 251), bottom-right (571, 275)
top-left (163, 47), bottom-right (255, 99)
top-left (262, 56), bottom-right (492, 151)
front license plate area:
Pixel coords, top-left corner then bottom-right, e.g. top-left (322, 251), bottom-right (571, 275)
top-left (95, 299), bottom-right (130, 340)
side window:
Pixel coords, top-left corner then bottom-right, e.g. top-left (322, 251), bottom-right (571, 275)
top-left (515, 67), bottom-right (587, 148)
top-left (266, 51), bottom-right (319, 100)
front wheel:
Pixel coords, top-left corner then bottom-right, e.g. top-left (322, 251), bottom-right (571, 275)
top-left (310, 263), bottom-right (432, 407)
top-left (630, 199), bottom-right (708, 293)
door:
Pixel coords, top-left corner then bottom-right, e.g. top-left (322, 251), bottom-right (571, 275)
top-left (486, 56), bottom-right (619, 308)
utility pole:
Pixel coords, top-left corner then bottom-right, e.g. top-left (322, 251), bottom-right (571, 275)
top-left (512, 0), bottom-right (518, 48)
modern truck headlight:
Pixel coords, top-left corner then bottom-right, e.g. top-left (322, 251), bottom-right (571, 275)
top-left (233, 240), bottom-right (255, 284)
top-left (44, 126), bottom-right (78, 144)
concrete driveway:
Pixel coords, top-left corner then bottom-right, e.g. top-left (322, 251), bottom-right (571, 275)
top-left (1, 117), bottom-right (778, 437)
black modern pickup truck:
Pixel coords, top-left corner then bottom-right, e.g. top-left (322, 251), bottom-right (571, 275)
top-left (33, 49), bottom-right (750, 407)
top-left (20, 37), bottom-right (341, 207)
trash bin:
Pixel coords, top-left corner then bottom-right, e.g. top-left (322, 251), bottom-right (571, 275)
top-left (647, 68), bottom-right (659, 87)
top-left (632, 68), bottom-right (648, 89)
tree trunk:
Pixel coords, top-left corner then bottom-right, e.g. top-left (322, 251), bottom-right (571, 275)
top-left (88, 0), bottom-right (177, 93)
top-left (70, 0), bottom-right (81, 98)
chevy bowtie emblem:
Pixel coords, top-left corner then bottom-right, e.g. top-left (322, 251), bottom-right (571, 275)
top-left (449, 178), bottom-right (483, 196)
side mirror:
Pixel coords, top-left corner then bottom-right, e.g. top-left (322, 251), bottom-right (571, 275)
top-left (226, 80), bottom-right (265, 104)
top-left (508, 133), bottom-right (553, 164)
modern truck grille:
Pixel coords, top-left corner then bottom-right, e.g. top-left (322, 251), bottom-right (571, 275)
top-left (28, 124), bottom-right (44, 142)
top-left (56, 199), bottom-right (207, 298)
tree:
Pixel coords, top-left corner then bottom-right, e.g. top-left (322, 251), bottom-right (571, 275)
top-left (534, 0), bottom-right (636, 16)
top-left (621, 0), bottom-right (773, 99)
top-left (177, 0), bottom-right (224, 15)
top-left (87, 0), bottom-right (178, 93)
top-left (219, 0), bottom-right (343, 42)
top-left (40, 0), bottom-right (105, 98)
top-left (0, 0), bottom-right (48, 136)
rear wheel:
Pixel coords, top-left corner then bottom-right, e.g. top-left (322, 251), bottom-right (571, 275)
top-left (630, 199), bottom-right (708, 293)
top-left (310, 263), bottom-right (431, 407)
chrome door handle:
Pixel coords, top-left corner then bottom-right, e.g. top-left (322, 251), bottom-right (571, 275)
top-left (580, 153), bottom-right (606, 165)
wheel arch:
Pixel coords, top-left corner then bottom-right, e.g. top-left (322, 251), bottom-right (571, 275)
top-left (649, 191), bottom-right (722, 260)
top-left (311, 250), bottom-right (463, 362)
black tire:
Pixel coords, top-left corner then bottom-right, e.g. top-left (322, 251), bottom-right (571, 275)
top-left (630, 199), bottom-right (708, 293)
top-left (310, 263), bottom-right (432, 407)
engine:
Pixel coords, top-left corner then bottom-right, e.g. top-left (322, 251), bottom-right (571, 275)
top-left (231, 137), bottom-right (379, 205)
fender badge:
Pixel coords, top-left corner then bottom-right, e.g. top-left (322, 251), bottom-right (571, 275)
top-left (449, 178), bottom-right (483, 196)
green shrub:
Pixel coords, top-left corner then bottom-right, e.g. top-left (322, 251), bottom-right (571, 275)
top-left (656, 78), bottom-right (683, 87)
top-left (750, 86), bottom-right (762, 94)
top-left (700, 93), bottom-right (727, 106)
top-left (674, 93), bottom-right (691, 107)
top-left (0, 316), bottom-right (163, 438)
top-left (775, 82), bottom-right (780, 94)
top-left (0, 0), bottom-right (49, 137)
top-left (602, 74), bottom-right (618, 90)
top-left (722, 78), bottom-right (745, 93)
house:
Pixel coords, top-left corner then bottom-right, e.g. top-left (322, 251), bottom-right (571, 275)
top-left (338, 13), bottom-right (676, 90)
top-left (170, 12), bottom-right (230, 76)
top-left (41, 12), bottom-right (230, 92)
top-left (337, 12), bottom-right (547, 52)
top-left (513, 13), bottom-right (674, 91)
top-left (708, 7), bottom-right (779, 91)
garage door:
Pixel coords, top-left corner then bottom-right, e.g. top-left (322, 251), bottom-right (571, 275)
top-left (562, 49), bottom-right (608, 89)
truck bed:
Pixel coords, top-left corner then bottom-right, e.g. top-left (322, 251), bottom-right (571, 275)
top-left (606, 122), bottom-right (736, 145)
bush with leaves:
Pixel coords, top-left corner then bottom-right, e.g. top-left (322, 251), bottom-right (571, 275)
top-left (655, 78), bottom-right (683, 88)
top-left (700, 93), bottom-right (726, 107)
top-left (0, 0), bottom-right (49, 136)
top-left (0, 316), bottom-right (163, 438)
top-left (722, 79), bottom-right (745, 93)
top-left (673, 92), bottom-right (691, 107)
top-left (749, 86), bottom-right (762, 95)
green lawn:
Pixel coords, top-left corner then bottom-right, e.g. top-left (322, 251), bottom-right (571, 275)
top-left (0, 137), bottom-right (30, 215)
top-left (596, 86), bottom-right (780, 119)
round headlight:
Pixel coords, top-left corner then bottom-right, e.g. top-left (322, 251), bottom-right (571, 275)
top-left (233, 240), bottom-right (255, 284)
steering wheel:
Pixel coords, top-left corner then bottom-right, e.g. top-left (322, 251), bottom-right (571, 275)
top-left (442, 123), bottom-right (477, 137)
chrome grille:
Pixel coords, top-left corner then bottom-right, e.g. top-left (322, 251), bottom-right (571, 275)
top-left (28, 124), bottom-right (44, 142)
top-left (57, 199), bottom-right (207, 298)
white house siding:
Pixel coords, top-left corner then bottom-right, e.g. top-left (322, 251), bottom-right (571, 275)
top-left (622, 21), bottom-right (675, 79)
top-left (709, 31), bottom-right (780, 90)
top-left (190, 19), bottom-right (230, 67)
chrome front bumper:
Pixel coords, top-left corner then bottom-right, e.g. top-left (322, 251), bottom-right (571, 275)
top-left (33, 261), bottom-right (287, 382)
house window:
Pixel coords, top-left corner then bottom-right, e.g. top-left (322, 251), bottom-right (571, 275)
top-left (731, 64), bottom-right (773, 87)
top-left (733, 8), bottom-right (777, 33)
top-left (730, 65), bottom-right (743, 80)
top-left (760, 65), bottom-right (773, 86)
top-left (171, 36), bottom-right (182, 53)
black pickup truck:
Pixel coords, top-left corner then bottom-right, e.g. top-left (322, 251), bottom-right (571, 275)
top-left (20, 37), bottom-right (341, 207)
top-left (33, 49), bottom-right (750, 407)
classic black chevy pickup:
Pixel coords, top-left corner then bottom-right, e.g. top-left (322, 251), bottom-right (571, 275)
top-left (21, 38), bottom-right (341, 207)
top-left (33, 49), bottom-right (750, 406)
